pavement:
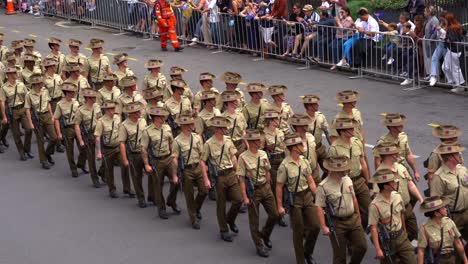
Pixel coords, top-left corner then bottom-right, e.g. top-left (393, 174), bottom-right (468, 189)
top-left (0, 13), bottom-right (467, 264)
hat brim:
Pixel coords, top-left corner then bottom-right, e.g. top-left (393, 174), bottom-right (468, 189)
top-left (432, 128), bottom-right (462, 139)
top-left (113, 58), bottom-right (127, 65)
top-left (208, 119), bottom-right (231, 128)
top-left (323, 162), bottom-right (351, 172)
top-left (220, 76), bottom-right (241, 84)
top-left (145, 63), bottom-right (163, 69)
top-left (101, 105), bottom-right (116, 109)
top-left (434, 146), bottom-right (465, 154)
top-left (380, 117), bottom-right (407, 127)
top-left (369, 176), bottom-right (396, 184)
top-left (335, 94), bottom-right (360, 103)
top-left (419, 197), bottom-right (449, 213)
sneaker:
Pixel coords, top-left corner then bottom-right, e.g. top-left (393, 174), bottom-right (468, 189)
top-left (429, 76), bottom-right (437, 86)
top-left (336, 59), bottom-right (346, 67)
top-left (387, 58), bottom-right (395, 65)
top-left (424, 75), bottom-right (432, 81)
top-left (451, 87), bottom-right (467, 93)
top-left (399, 71), bottom-right (408, 77)
top-left (381, 55), bottom-right (387, 60)
top-left (400, 79), bottom-right (412, 86)
top-left (188, 38), bottom-right (198, 46)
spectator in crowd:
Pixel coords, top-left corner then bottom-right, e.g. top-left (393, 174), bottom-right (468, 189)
top-left (171, 0), bottom-right (193, 40)
top-left (428, 11), bottom-right (448, 86)
top-left (379, 12), bottom-right (415, 65)
top-left (329, 0), bottom-right (346, 17)
top-left (282, 2), bottom-right (304, 57)
top-left (441, 13), bottom-right (466, 92)
top-left (422, 6), bottom-right (439, 80)
top-left (307, 11), bottom-right (335, 63)
top-left (412, 15), bottom-right (425, 76)
top-left (270, 0), bottom-right (286, 19)
top-left (329, 6), bottom-right (353, 70)
top-left (189, 0), bottom-right (213, 48)
top-left (293, 4), bottom-right (319, 59)
top-left (405, 0), bottom-right (425, 21)
top-left (206, 0), bottom-right (220, 45)
top-left (258, 1), bottom-right (276, 52)
top-left (351, 7), bottom-right (379, 68)
top-left (400, 22), bottom-right (417, 86)
top-left (319, 0), bottom-right (330, 15)
top-left (239, 3), bottom-right (259, 54)
top-left (379, 23), bottom-right (398, 65)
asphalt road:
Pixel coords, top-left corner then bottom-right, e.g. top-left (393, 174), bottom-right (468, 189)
top-left (0, 13), bottom-right (467, 264)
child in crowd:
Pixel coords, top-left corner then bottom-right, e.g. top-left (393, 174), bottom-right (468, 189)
top-left (381, 22), bottom-right (399, 64)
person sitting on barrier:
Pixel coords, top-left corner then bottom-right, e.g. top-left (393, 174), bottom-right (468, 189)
top-left (291, 4), bottom-right (319, 59)
top-left (329, 6), bottom-right (353, 70)
top-left (350, 7), bottom-right (379, 68)
top-left (305, 11), bottom-right (335, 64)
top-left (281, 3), bottom-right (304, 57)
top-left (380, 12), bottom-right (416, 66)
top-left (379, 23), bottom-right (398, 65)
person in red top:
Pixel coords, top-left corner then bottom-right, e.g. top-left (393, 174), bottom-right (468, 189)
top-left (154, 0), bottom-right (184, 52)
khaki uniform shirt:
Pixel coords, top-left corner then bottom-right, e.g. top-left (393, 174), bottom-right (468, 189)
top-left (44, 73), bottom-right (63, 100)
top-left (0, 61), bottom-right (5, 86)
top-left (195, 107), bottom-right (221, 135)
top-left (73, 103), bottom-right (101, 132)
top-left (238, 150), bottom-right (271, 185)
top-left (277, 155), bottom-right (313, 193)
top-left (222, 110), bottom-right (247, 142)
top-left (115, 91), bottom-right (146, 114)
top-left (65, 76), bottom-right (91, 104)
top-left (21, 67), bottom-right (41, 90)
top-left (97, 86), bottom-right (121, 105)
top-left (114, 68), bottom-right (135, 87)
top-left (21, 50), bottom-right (42, 67)
top-left (331, 108), bottom-right (364, 141)
top-left (193, 87), bottom-right (220, 111)
top-left (427, 146), bottom-right (465, 173)
top-left (267, 102), bottom-right (294, 134)
top-left (373, 132), bottom-right (410, 164)
top-left (118, 118), bottom-right (147, 153)
top-left (302, 133), bottom-right (318, 171)
top-left (87, 55), bottom-right (110, 83)
top-left (25, 87), bottom-right (50, 113)
top-left (164, 96), bottom-right (192, 117)
top-left (263, 127), bottom-right (285, 154)
top-left (329, 137), bottom-right (363, 178)
top-left (307, 111), bottom-right (329, 147)
top-left (0, 46), bottom-right (8, 62)
top-left (418, 217), bottom-right (461, 253)
top-left (141, 123), bottom-right (173, 157)
top-left (242, 99), bottom-right (269, 129)
top-left (431, 164), bottom-right (468, 212)
top-left (53, 98), bottom-right (80, 126)
top-left (63, 53), bottom-right (88, 75)
top-left (316, 176), bottom-right (355, 217)
top-left (369, 192), bottom-right (405, 232)
top-left (142, 73), bottom-right (169, 93)
top-left (0, 81), bottom-right (28, 107)
top-left (201, 135), bottom-right (237, 170)
top-left (94, 114), bottom-right (121, 147)
top-left (46, 52), bottom-right (66, 75)
top-left (172, 132), bottom-right (203, 165)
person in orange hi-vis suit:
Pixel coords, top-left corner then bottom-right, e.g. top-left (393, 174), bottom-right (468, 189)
top-left (154, 0), bottom-right (184, 52)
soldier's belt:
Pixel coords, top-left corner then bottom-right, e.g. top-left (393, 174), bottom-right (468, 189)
top-left (103, 144), bottom-right (119, 149)
top-left (217, 168), bottom-right (234, 177)
top-left (350, 174), bottom-right (364, 183)
top-left (388, 228), bottom-right (404, 240)
top-left (185, 163), bottom-right (199, 170)
top-left (333, 214), bottom-right (354, 221)
top-left (253, 182), bottom-right (268, 190)
top-left (154, 153), bottom-right (171, 160)
top-left (38, 111), bottom-right (49, 115)
top-left (12, 103), bottom-right (25, 110)
top-left (269, 153), bottom-right (285, 160)
top-left (51, 97), bottom-right (62, 102)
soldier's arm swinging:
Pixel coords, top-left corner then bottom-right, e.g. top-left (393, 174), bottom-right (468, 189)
top-left (352, 195), bottom-right (360, 218)
top-left (361, 156), bottom-right (370, 183)
top-left (454, 238), bottom-right (468, 263)
top-left (0, 100), bottom-right (6, 124)
top-left (95, 136), bottom-right (102, 160)
top-left (75, 124), bottom-right (85, 147)
top-left (406, 150), bottom-right (421, 181)
top-left (26, 108), bottom-right (34, 130)
top-left (141, 145), bottom-right (152, 173)
top-left (316, 206), bottom-right (329, 235)
top-left (408, 180), bottom-right (424, 204)
top-left (370, 225), bottom-right (384, 259)
top-left (417, 247), bottom-right (425, 264)
top-left (306, 174), bottom-right (317, 194)
top-left (119, 142), bottom-right (129, 167)
top-left (54, 119), bottom-right (62, 141)
top-left (200, 160), bottom-right (211, 189)
top-left (276, 183), bottom-right (285, 216)
top-left (239, 180), bottom-right (249, 205)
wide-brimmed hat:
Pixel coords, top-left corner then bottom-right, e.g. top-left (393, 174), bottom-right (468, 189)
top-left (199, 72), bottom-right (216, 81)
top-left (169, 66), bottom-right (188, 75)
top-left (220, 90), bottom-right (242, 102)
top-left (369, 168), bottom-right (397, 184)
top-left (300, 94), bottom-right (320, 104)
top-left (23, 53), bottom-right (37, 62)
top-left (245, 83), bottom-right (267, 93)
top-left (263, 109), bottom-right (280, 119)
top-left (4, 52), bottom-right (16, 61)
top-left (207, 116), bottom-right (231, 128)
top-left (113, 53), bottom-right (128, 65)
top-left (43, 58), bottom-right (58, 67)
top-left (268, 85), bottom-right (288, 96)
top-left (123, 102), bottom-right (144, 114)
top-left (432, 125), bottom-right (462, 139)
top-left (290, 114), bottom-right (312, 126)
top-left (68, 38), bottom-right (83, 47)
top-left (10, 40), bottom-right (23, 49)
top-left (243, 129), bottom-right (262, 141)
top-left (176, 112), bottom-right (197, 125)
top-left (29, 73), bottom-right (43, 84)
top-left (5, 66), bottom-right (18, 74)
top-left (101, 101), bottom-right (116, 109)
top-left (200, 90), bottom-right (218, 101)
top-left (145, 59), bottom-right (163, 69)
top-left (88, 38), bottom-right (104, 49)
top-left (147, 106), bottom-right (169, 116)
top-left (336, 90), bottom-right (360, 103)
top-left (374, 142), bottom-right (400, 156)
top-left (380, 113), bottom-right (407, 127)
top-left (170, 79), bottom-right (187, 90)
top-left (65, 63), bottom-right (81, 72)
top-left (303, 4), bottom-right (313, 12)
top-left (420, 196), bottom-right (449, 213)
top-left (23, 38), bottom-right (36, 47)
top-left (61, 82), bottom-right (78, 92)
top-left (433, 142), bottom-right (465, 155)
top-left (102, 73), bottom-right (118, 82)
top-left (48, 37), bottom-right (62, 45)
top-left (120, 76), bottom-right (138, 88)
top-left (323, 156), bottom-right (351, 172)
top-left (284, 133), bottom-right (303, 147)
top-left (220, 71), bottom-right (242, 84)
top-left (143, 89), bottom-right (163, 100)
top-left (82, 88), bottom-right (98, 98)
top-left (333, 118), bottom-right (355, 130)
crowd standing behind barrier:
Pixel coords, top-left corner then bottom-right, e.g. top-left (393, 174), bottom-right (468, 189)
top-left (17, 0), bottom-right (468, 92)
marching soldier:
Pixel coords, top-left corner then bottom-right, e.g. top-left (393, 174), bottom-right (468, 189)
top-left (267, 85), bottom-right (294, 134)
top-left (195, 90), bottom-right (221, 141)
top-left (119, 102), bottom-right (148, 208)
top-left (368, 168), bottom-right (416, 264)
top-left (221, 90), bottom-right (247, 156)
top-left (430, 143), bottom-right (468, 247)
top-left (143, 89), bottom-right (164, 121)
top-left (141, 59), bottom-right (168, 96)
top-left (193, 72), bottom-right (220, 112)
top-left (97, 73), bottom-right (121, 105)
top-left (0, 60), bottom-right (18, 150)
top-left (94, 101), bottom-right (134, 198)
top-left (115, 76), bottom-right (146, 117)
top-left (43, 58), bottom-right (63, 113)
top-left (301, 94), bottom-right (330, 175)
top-left (3, 51), bottom-right (22, 80)
top-left (63, 39), bottom-right (88, 79)
top-left (169, 66), bottom-right (193, 101)
top-left (218, 71), bottom-right (245, 110)
top-left (238, 129), bottom-right (279, 258)
top-left (200, 116), bottom-right (242, 242)
top-left (315, 156), bottom-right (368, 264)
top-left (0, 66), bottom-right (33, 160)
top-left (276, 133), bottom-right (319, 264)
top-left (21, 53), bottom-right (40, 90)
top-left (425, 125), bottom-right (462, 188)
top-left (242, 83), bottom-right (269, 130)
top-left (374, 113), bottom-right (421, 182)
top-left (45, 38), bottom-right (66, 77)
top-left (10, 40), bottom-right (23, 67)
top-left (164, 79), bottom-right (192, 135)
top-left (141, 106), bottom-right (180, 217)
top-left (263, 109), bottom-right (287, 227)
top-left (417, 196), bottom-right (468, 264)
top-left (329, 117), bottom-right (370, 228)
top-left (172, 112), bottom-right (208, 228)
top-left (54, 82), bottom-right (88, 177)
top-left (22, 39), bottom-right (42, 67)
top-left (374, 142), bottom-right (424, 242)
top-left (74, 89), bottom-right (102, 188)
top-left (330, 90), bottom-right (365, 145)
top-left (113, 53), bottom-right (134, 88)
top-left (25, 73), bottom-right (58, 169)
top-left (86, 39), bottom-right (112, 90)
top-left (65, 62), bottom-right (90, 104)
top-left (0, 33), bottom-right (8, 62)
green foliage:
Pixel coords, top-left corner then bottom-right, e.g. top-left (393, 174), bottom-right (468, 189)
top-left (371, 0), bottom-right (407, 10)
